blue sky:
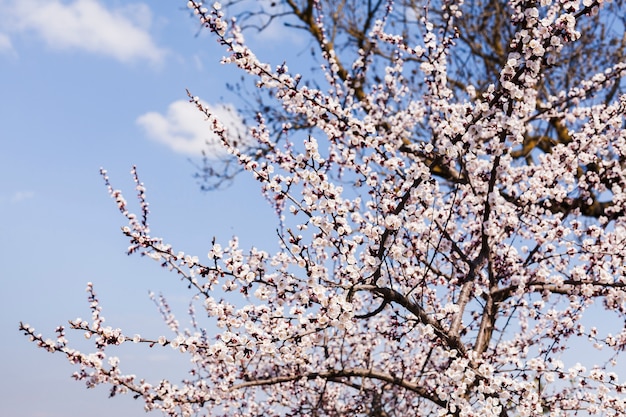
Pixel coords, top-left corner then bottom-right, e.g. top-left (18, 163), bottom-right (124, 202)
top-left (2, 2), bottom-right (625, 416)
top-left (0, 1), bottom-right (297, 415)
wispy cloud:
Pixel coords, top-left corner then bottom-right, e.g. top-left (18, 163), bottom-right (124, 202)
top-left (137, 99), bottom-right (248, 156)
top-left (10, 191), bottom-right (34, 203)
top-left (0, 33), bottom-right (15, 56)
top-left (6, 0), bottom-right (166, 65)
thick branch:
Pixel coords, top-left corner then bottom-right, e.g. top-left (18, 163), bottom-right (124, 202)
top-left (353, 284), bottom-right (468, 357)
top-left (233, 367), bottom-right (447, 408)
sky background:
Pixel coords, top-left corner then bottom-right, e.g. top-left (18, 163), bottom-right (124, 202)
top-left (0, 1), bottom-right (302, 416)
top-left (1, 2), bottom-right (625, 417)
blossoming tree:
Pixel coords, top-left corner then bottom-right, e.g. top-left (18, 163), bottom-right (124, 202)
top-left (21, 0), bottom-right (626, 416)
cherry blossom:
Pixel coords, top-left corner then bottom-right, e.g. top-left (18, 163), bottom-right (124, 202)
top-left (20, 0), bottom-right (626, 416)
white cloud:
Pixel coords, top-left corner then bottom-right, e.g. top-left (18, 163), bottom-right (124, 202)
top-left (0, 33), bottom-right (15, 55)
top-left (7, 0), bottom-right (166, 64)
top-left (10, 191), bottom-right (34, 203)
top-left (137, 99), bottom-right (248, 156)
top-left (192, 54), bottom-right (204, 71)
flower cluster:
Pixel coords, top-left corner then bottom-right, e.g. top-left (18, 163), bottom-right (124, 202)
top-left (21, 0), bottom-right (626, 416)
